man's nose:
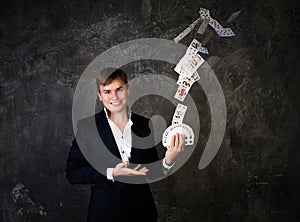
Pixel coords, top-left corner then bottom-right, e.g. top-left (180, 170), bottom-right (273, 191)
top-left (112, 91), bottom-right (118, 99)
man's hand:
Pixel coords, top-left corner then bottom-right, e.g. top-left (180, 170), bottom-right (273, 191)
top-left (165, 133), bottom-right (185, 166)
top-left (112, 161), bottom-right (149, 177)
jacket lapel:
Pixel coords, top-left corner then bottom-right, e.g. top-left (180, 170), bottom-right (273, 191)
top-left (95, 110), bottom-right (121, 159)
top-left (130, 113), bottom-right (148, 163)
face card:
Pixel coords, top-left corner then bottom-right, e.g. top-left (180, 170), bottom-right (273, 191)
top-left (174, 39), bottom-right (205, 76)
top-left (174, 85), bottom-right (190, 102)
top-left (177, 71), bottom-right (199, 87)
top-left (190, 71), bottom-right (200, 81)
top-left (174, 51), bottom-right (205, 77)
top-left (185, 52), bottom-right (205, 73)
top-left (216, 27), bottom-right (235, 37)
top-left (177, 74), bottom-right (193, 87)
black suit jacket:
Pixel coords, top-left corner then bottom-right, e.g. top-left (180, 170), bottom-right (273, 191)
top-left (66, 110), bottom-right (164, 222)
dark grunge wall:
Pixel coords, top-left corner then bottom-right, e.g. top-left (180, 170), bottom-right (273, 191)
top-left (0, 0), bottom-right (299, 221)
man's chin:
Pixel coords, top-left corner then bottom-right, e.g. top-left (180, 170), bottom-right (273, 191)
top-left (106, 106), bottom-right (125, 113)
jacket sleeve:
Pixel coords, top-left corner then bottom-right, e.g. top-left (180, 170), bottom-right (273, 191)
top-left (65, 137), bottom-right (108, 185)
top-left (142, 119), bottom-right (174, 182)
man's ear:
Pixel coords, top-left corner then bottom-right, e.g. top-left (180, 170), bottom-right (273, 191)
top-left (97, 92), bottom-right (102, 101)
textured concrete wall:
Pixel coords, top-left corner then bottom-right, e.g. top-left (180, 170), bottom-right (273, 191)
top-left (0, 0), bottom-right (299, 221)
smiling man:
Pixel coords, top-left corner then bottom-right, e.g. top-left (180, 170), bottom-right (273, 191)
top-left (66, 68), bottom-right (185, 222)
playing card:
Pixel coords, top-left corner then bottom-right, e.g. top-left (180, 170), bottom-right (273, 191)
top-left (197, 18), bottom-right (209, 34)
top-left (187, 44), bottom-right (199, 55)
top-left (188, 39), bottom-right (201, 54)
top-left (198, 46), bottom-right (209, 54)
top-left (164, 125), bottom-right (173, 136)
top-left (226, 10), bottom-right (241, 23)
top-left (162, 124), bottom-right (194, 147)
top-left (174, 49), bottom-right (205, 76)
top-left (162, 125), bottom-right (183, 147)
top-left (190, 71), bottom-right (200, 81)
top-left (174, 17), bottom-right (201, 43)
top-left (177, 74), bottom-right (193, 87)
top-left (174, 55), bottom-right (190, 75)
top-left (183, 124), bottom-right (195, 146)
top-left (172, 103), bottom-right (187, 125)
top-left (209, 18), bottom-right (223, 31)
top-left (174, 39), bottom-right (205, 77)
top-left (216, 27), bottom-right (235, 37)
top-left (174, 53), bottom-right (202, 76)
top-left (199, 7), bottom-right (210, 19)
top-left (177, 71), bottom-right (200, 85)
top-left (185, 52), bottom-right (205, 73)
top-left (174, 84), bottom-right (190, 102)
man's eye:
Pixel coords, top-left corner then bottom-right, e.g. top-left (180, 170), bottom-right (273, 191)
top-left (104, 91), bottom-right (110, 94)
top-left (118, 88), bottom-right (124, 92)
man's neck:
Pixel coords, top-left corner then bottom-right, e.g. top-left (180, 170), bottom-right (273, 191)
top-left (108, 110), bottom-right (129, 133)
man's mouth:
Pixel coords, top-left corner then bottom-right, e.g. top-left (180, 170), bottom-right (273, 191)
top-left (110, 101), bottom-right (121, 105)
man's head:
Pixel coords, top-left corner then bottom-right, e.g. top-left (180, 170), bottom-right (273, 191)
top-left (97, 68), bottom-right (130, 115)
top-left (96, 68), bottom-right (128, 91)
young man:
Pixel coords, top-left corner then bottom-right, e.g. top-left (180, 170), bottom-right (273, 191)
top-left (66, 68), bottom-right (185, 222)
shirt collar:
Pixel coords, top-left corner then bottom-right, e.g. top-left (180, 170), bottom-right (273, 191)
top-left (104, 107), bottom-right (133, 125)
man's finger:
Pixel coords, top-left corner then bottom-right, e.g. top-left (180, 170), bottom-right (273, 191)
top-left (174, 133), bottom-right (179, 148)
top-left (123, 161), bottom-right (129, 168)
top-left (117, 161), bottom-right (128, 169)
top-left (169, 134), bottom-right (175, 149)
top-left (126, 168), bottom-right (147, 176)
top-left (139, 167), bottom-right (149, 173)
top-left (179, 134), bottom-right (185, 150)
top-left (133, 164), bottom-right (141, 171)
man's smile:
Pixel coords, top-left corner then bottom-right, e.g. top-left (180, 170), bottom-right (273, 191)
top-left (110, 101), bottom-right (122, 105)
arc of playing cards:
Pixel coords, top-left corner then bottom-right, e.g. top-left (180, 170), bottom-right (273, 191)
top-left (199, 7), bottom-right (235, 37)
top-left (174, 17), bottom-right (201, 43)
top-left (174, 39), bottom-right (203, 101)
top-left (163, 6), bottom-right (237, 148)
top-left (173, 7), bottom-right (236, 43)
top-left (162, 104), bottom-right (194, 147)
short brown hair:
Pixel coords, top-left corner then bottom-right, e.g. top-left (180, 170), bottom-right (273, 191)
top-left (96, 68), bottom-right (128, 92)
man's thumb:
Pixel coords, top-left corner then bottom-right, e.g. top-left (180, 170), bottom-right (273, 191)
top-left (122, 161), bottom-right (128, 168)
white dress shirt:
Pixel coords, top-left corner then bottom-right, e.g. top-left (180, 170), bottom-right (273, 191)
top-left (104, 108), bottom-right (174, 181)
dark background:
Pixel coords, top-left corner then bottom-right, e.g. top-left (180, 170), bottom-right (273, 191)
top-left (0, 0), bottom-right (299, 221)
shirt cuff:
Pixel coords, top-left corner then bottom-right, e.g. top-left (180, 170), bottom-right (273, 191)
top-left (106, 168), bottom-right (114, 181)
top-left (162, 157), bottom-right (175, 170)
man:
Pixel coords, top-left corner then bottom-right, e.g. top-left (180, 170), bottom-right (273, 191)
top-left (66, 68), bottom-right (185, 222)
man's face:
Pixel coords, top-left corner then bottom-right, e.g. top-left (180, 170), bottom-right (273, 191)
top-left (98, 79), bottom-right (129, 115)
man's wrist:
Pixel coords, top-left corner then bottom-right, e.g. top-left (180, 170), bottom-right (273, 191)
top-left (165, 157), bottom-right (175, 166)
top-left (163, 157), bottom-right (175, 169)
